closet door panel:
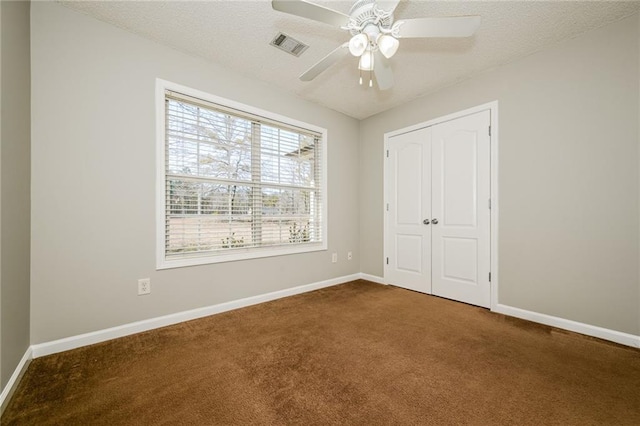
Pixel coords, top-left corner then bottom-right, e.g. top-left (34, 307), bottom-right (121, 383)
top-left (431, 110), bottom-right (491, 307)
top-left (385, 128), bottom-right (432, 294)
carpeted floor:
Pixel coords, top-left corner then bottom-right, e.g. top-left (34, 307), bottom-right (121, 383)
top-left (3, 280), bottom-right (640, 425)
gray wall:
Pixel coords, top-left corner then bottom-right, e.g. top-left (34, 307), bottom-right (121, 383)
top-left (0, 0), bottom-right (31, 388)
top-left (27, 3), bottom-right (640, 345)
top-left (30, 2), bottom-right (360, 344)
top-left (360, 15), bottom-right (640, 335)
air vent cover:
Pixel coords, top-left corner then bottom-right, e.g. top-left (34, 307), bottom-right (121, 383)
top-left (270, 32), bottom-right (309, 57)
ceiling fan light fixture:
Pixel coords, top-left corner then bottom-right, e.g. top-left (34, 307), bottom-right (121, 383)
top-left (273, 0), bottom-right (482, 90)
top-left (377, 34), bottom-right (399, 58)
top-left (348, 33), bottom-right (369, 56)
top-left (358, 49), bottom-right (374, 71)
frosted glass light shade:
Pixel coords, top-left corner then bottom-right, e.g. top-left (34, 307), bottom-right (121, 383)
top-left (348, 34), bottom-right (369, 57)
top-left (358, 49), bottom-right (374, 71)
top-left (377, 34), bottom-right (399, 59)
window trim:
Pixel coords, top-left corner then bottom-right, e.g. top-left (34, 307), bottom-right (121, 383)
top-left (156, 79), bottom-right (328, 270)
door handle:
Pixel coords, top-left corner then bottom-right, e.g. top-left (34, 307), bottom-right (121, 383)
top-left (432, 218), bottom-right (439, 225)
top-left (423, 219), bottom-right (430, 225)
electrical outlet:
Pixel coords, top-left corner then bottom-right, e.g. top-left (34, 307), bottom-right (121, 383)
top-left (347, 251), bottom-right (353, 260)
top-left (332, 252), bottom-right (338, 263)
top-left (138, 278), bottom-right (151, 295)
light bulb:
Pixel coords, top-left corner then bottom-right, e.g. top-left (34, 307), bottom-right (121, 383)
top-left (348, 34), bottom-right (369, 57)
top-left (377, 34), bottom-right (400, 59)
top-left (358, 49), bottom-right (374, 71)
top-left (359, 76), bottom-right (363, 85)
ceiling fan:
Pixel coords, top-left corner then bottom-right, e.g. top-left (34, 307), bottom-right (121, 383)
top-left (272, 0), bottom-right (481, 90)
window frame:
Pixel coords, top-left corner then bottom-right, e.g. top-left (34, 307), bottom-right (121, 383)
top-left (156, 79), bottom-right (328, 270)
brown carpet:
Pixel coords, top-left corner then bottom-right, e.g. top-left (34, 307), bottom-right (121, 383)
top-left (3, 280), bottom-right (640, 425)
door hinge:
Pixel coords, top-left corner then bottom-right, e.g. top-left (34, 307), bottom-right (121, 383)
top-left (489, 272), bottom-right (492, 282)
top-left (386, 257), bottom-right (389, 265)
top-left (386, 203), bottom-right (389, 211)
top-left (386, 150), bottom-right (389, 158)
top-left (488, 198), bottom-right (491, 209)
top-left (488, 125), bottom-right (491, 136)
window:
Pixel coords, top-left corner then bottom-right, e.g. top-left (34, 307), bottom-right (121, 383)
top-left (156, 80), bottom-right (327, 269)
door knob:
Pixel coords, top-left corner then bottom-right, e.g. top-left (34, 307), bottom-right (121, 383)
top-left (432, 218), bottom-right (439, 225)
top-left (423, 219), bottom-right (430, 225)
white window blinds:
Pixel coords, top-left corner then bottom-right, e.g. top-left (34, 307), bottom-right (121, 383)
top-left (162, 89), bottom-right (325, 264)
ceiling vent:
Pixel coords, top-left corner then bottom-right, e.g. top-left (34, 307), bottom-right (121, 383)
top-left (270, 32), bottom-right (309, 57)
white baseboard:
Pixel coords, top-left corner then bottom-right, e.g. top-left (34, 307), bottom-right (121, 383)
top-left (31, 273), bottom-right (362, 358)
top-left (0, 347), bottom-right (32, 415)
top-left (359, 273), bottom-right (385, 284)
top-left (28, 275), bottom-right (639, 361)
top-left (493, 304), bottom-right (640, 348)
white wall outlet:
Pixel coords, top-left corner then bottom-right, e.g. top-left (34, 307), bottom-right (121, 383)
top-left (332, 252), bottom-right (338, 263)
top-left (138, 278), bottom-right (151, 295)
top-left (347, 251), bottom-right (353, 260)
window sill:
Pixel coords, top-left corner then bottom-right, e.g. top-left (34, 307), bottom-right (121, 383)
top-left (156, 242), bottom-right (327, 270)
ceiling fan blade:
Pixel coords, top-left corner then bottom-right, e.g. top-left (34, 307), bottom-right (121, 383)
top-left (300, 43), bottom-right (350, 82)
top-left (396, 16), bottom-right (481, 38)
top-left (373, 50), bottom-right (394, 90)
top-left (376, 0), bottom-right (401, 14)
top-left (272, 0), bottom-right (350, 27)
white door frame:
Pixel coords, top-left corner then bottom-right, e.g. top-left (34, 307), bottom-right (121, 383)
top-left (383, 101), bottom-right (499, 311)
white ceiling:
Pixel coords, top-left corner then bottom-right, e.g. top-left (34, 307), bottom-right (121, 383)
top-left (60, 0), bottom-right (640, 119)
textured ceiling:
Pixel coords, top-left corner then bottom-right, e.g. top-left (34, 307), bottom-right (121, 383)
top-left (60, 0), bottom-right (640, 119)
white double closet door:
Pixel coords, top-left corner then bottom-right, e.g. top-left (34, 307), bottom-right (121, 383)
top-left (385, 110), bottom-right (491, 308)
